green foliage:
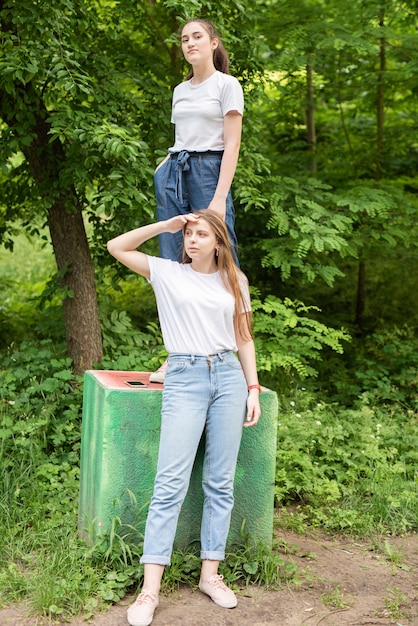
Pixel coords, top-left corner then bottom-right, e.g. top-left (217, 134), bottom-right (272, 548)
top-left (101, 271), bottom-right (159, 330)
top-left (0, 341), bottom-right (83, 612)
top-left (253, 295), bottom-right (350, 388)
top-left (0, 340), bottom-right (81, 457)
top-left (322, 584), bottom-right (352, 610)
top-left (100, 311), bottom-right (167, 372)
top-left (318, 324), bottom-right (418, 409)
top-left (259, 176), bottom-right (417, 293)
top-left (220, 533), bottom-right (298, 589)
top-left (263, 177), bottom-right (353, 285)
top-left (383, 586), bottom-right (409, 621)
top-left (258, 0), bottom-right (418, 182)
top-left (89, 516), bottom-right (299, 599)
top-left (0, 230), bottom-right (59, 347)
top-left (251, 0), bottom-right (418, 334)
top-left (274, 388), bottom-right (418, 534)
top-left (0, 341), bottom-right (82, 537)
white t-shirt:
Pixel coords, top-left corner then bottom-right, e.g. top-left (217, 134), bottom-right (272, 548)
top-left (169, 71), bottom-right (244, 153)
top-left (147, 256), bottom-right (250, 355)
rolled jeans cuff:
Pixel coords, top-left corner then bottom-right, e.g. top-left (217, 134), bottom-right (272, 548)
top-left (200, 550), bottom-right (225, 561)
top-left (140, 554), bottom-right (171, 566)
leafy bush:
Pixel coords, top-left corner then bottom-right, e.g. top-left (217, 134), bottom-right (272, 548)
top-left (318, 324), bottom-right (418, 410)
top-left (102, 274), bottom-right (158, 330)
top-left (0, 231), bottom-right (62, 348)
top-left (252, 294), bottom-right (350, 391)
top-left (0, 340), bottom-right (81, 458)
top-left (275, 389), bottom-right (418, 534)
top-left (100, 311), bottom-right (166, 372)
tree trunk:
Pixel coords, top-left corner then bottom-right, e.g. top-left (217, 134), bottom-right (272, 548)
top-left (306, 60), bottom-right (317, 174)
top-left (47, 199), bottom-right (103, 375)
top-left (355, 260), bottom-right (366, 328)
top-left (27, 123), bottom-right (103, 373)
top-left (355, 9), bottom-right (386, 329)
top-left (375, 8), bottom-right (386, 183)
top-left (0, 80), bottom-right (103, 374)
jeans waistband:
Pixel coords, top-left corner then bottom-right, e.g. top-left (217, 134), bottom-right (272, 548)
top-left (168, 350), bottom-right (234, 363)
top-left (169, 150), bottom-right (223, 158)
top-left (171, 150), bottom-right (223, 203)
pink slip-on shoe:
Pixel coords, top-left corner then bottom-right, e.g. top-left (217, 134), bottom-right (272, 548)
top-left (149, 359), bottom-right (168, 384)
top-left (127, 589), bottom-right (159, 626)
top-left (199, 574), bottom-right (238, 608)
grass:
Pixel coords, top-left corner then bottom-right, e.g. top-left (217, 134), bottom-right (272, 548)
top-left (0, 229), bottom-right (55, 283)
top-left (382, 587), bottom-right (410, 621)
top-left (322, 585), bottom-right (353, 610)
top-left (1, 340), bottom-right (417, 619)
top-left (0, 230), bottom-right (61, 347)
top-left (274, 389), bottom-right (418, 536)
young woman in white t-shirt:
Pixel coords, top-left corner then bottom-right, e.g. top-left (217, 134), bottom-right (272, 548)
top-left (107, 210), bottom-right (260, 626)
top-left (151, 18), bottom-right (244, 382)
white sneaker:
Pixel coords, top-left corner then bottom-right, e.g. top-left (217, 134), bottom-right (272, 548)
top-left (149, 359), bottom-right (168, 383)
top-left (127, 589), bottom-right (159, 626)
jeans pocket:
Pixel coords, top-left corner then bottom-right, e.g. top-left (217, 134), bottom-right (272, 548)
top-left (166, 358), bottom-right (188, 378)
top-left (222, 352), bottom-right (242, 370)
top-left (204, 155), bottom-right (222, 177)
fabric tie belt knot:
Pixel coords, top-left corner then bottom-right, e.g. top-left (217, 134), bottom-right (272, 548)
top-left (175, 150), bottom-right (191, 203)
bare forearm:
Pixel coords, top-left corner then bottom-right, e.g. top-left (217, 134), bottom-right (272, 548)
top-left (107, 214), bottom-right (192, 278)
top-left (213, 145), bottom-right (240, 201)
top-left (237, 338), bottom-right (261, 427)
top-left (237, 338), bottom-right (259, 387)
top-left (208, 113), bottom-right (242, 216)
top-left (107, 221), bottom-right (167, 256)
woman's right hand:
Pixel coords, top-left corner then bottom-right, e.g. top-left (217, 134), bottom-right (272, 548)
top-left (154, 154), bottom-right (170, 174)
top-left (164, 213), bottom-right (200, 233)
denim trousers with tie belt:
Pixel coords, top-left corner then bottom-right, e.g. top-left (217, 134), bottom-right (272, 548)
top-left (140, 351), bottom-right (247, 565)
top-left (154, 151), bottom-right (240, 265)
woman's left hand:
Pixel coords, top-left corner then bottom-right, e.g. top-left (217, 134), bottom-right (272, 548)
top-left (207, 196), bottom-right (226, 220)
top-left (243, 392), bottom-right (261, 428)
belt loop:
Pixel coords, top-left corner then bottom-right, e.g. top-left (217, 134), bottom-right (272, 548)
top-left (191, 354), bottom-right (195, 365)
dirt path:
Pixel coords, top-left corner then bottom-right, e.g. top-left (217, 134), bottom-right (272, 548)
top-left (2, 530), bottom-right (417, 626)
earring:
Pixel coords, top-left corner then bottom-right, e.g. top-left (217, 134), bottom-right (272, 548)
top-left (215, 247), bottom-right (219, 257)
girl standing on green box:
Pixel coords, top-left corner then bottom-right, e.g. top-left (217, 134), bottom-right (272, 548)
top-left (150, 17), bottom-right (244, 384)
top-left (108, 210), bottom-right (260, 626)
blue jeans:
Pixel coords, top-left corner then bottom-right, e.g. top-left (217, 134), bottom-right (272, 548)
top-left (140, 351), bottom-right (247, 565)
top-left (154, 151), bottom-right (240, 265)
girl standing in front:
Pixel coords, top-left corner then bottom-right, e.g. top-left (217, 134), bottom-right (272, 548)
top-left (150, 17), bottom-right (244, 382)
top-left (107, 210), bottom-right (260, 626)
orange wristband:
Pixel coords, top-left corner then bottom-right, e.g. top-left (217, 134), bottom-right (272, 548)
top-left (248, 384), bottom-right (261, 392)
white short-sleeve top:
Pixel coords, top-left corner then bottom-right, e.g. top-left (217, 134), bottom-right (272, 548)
top-left (169, 71), bottom-right (244, 153)
top-left (147, 256), bottom-right (250, 355)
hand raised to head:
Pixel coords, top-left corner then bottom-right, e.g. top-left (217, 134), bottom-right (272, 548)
top-left (165, 213), bottom-right (200, 233)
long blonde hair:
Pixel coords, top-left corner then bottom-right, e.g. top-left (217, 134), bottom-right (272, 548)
top-left (182, 210), bottom-right (253, 342)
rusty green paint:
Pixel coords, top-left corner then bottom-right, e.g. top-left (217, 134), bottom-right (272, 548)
top-left (78, 370), bottom-right (278, 549)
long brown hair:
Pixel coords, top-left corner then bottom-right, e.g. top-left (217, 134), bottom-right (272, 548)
top-left (181, 18), bottom-right (230, 80)
top-left (182, 210), bottom-right (253, 342)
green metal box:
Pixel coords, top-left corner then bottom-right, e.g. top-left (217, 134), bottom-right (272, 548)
top-left (78, 370), bottom-right (278, 550)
